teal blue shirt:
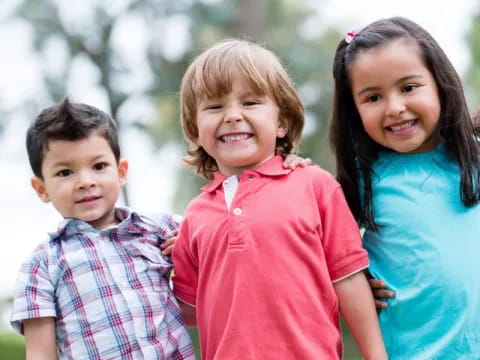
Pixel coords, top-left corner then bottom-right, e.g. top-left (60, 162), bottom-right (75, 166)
top-left (363, 144), bottom-right (480, 359)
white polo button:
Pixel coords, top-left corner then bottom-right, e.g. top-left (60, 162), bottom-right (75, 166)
top-left (233, 207), bottom-right (242, 215)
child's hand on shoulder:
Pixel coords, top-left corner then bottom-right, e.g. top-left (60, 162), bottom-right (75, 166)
top-left (276, 146), bottom-right (312, 169)
top-left (282, 153), bottom-right (312, 169)
top-left (161, 229), bottom-right (178, 256)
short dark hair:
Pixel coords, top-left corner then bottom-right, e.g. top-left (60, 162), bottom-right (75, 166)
top-left (329, 16), bottom-right (480, 230)
top-left (26, 98), bottom-right (120, 178)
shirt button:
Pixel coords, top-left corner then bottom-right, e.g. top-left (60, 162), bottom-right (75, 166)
top-left (233, 208), bottom-right (242, 215)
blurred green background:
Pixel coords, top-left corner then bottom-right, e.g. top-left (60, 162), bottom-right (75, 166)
top-left (0, 326), bottom-right (363, 360)
top-left (1, 0), bottom-right (480, 358)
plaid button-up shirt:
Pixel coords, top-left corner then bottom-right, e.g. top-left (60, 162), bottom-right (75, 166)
top-left (11, 207), bottom-right (195, 359)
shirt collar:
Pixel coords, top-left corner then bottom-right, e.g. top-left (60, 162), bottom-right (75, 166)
top-left (202, 155), bottom-right (291, 193)
top-left (49, 207), bottom-right (150, 240)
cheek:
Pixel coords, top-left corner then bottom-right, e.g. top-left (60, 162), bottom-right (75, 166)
top-left (429, 100), bottom-right (441, 125)
top-left (195, 121), bottom-right (212, 144)
top-left (358, 105), bottom-right (380, 126)
top-left (358, 108), bottom-right (373, 130)
top-left (360, 115), bottom-right (383, 142)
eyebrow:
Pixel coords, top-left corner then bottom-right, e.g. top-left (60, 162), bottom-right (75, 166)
top-left (356, 74), bottom-right (425, 97)
top-left (50, 154), bottom-right (107, 168)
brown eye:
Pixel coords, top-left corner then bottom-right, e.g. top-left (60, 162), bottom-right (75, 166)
top-left (403, 84), bottom-right (417, 92)
top-left (367, 94), bottom-right (380, 102)
top-left (205, 104), bottom-right (222, 110)
top-left (57, 169), bottom-right (72, 177)
top-left (93, 162), bottom-right (107, 171)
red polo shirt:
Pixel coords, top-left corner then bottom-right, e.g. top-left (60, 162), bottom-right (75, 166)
top-left (173, 156), bottom-right (368, 360)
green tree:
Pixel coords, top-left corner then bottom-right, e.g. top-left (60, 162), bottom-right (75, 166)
top-left (4, 3), bottom-right (366, 358)
top-left (161, 0), bottom-right (342, 211)
top-left (465, 12), bottom-right (480, 109)
top-left (11, 0), bottom-right (341, 212)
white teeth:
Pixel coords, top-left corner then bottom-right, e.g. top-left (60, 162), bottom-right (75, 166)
top-left (221, 134), bottom-right (250, 142)
top-left (389, 120), bottom-right (415, 132)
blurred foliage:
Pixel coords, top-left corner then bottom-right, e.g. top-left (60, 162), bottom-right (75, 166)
top-left (6, 0), bottom-right (480, 209)
top-left (166, 0), bottom-right (342, 211)
top-left (466, 12), bottom-right (480, 110)
top-left (11, 0), bottom-right (342, 212)
top-left (0, 332), bottom-right (25, 360)
top-left (3, 1), bottom-right (479, 358)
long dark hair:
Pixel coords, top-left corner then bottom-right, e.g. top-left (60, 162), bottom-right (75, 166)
top-left (330, 16), bottom-right (480, 230)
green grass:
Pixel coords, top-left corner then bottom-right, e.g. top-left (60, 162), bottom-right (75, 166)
top-left (342, 321), bottom-right (363, 360)
top-left (0, 332), bottom-right (25, 360)
top-left (1, 326), bottom-right (361, 359)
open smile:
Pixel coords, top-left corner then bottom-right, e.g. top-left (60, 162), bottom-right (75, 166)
top-left (218, 133), bottom-right (253, 143)
top-left (386, 120), bottom-right (417, 133)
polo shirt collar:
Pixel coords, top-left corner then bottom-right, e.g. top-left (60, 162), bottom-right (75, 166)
top-left (50, 207), bottom-right (149, 240)
top-left (202, 155), bottom-right (291, 193)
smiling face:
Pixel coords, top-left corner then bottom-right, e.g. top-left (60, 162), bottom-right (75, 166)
top-left (31, 133), bottom-right (128, 229)
top-left (349, 38), bottom-right (441, 154)
top-left (195, 77), bottom-right (288, 177)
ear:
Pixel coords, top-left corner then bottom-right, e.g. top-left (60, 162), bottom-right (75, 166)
top-left (30, 176), bottom-right (50, 203)
top-left (276, 117), bottom-right (290, 139)
top-left (117, 159), bottom-right (129, 187)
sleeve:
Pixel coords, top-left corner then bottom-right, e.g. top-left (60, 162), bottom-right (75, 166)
top-left (171, 216), bottom-right (198, 307)
top-left (316, 175), bottom-right (369, 282)
top-left (10, 245), bottom-right (56, 334)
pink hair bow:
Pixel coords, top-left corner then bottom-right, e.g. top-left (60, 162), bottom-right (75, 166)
top-left (345, 30), bottom-right (357, 44)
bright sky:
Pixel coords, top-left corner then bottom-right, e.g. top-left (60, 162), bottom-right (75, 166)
top-left (0, 0), bottom-right (478, 328)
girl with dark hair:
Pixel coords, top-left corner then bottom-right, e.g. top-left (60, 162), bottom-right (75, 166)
top-left (330, 17), bottom-right (480, 359)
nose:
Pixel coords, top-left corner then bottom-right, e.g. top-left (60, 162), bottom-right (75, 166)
top-left (223, 104), bottom-right (243, 123)
top-left (76, 170), bottom-right (96, 190)
top-left (385, 94), bottom-right (406, 118)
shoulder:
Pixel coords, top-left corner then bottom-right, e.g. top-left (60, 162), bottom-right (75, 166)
top-left (183, 190), bottom-right (216, 215)
top-left (289, 165), bottom-right (340, 191)
top-left (300, 165), bottom-right (337, 179)
top-left (14, 237), bottom-right (55, 291)
top-left (22, 234), bottom-right (59, 263)
top-left (20, 242), bottom-right (49, 270)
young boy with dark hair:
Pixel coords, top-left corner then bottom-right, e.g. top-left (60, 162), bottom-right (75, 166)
top-left (11, 98), bottom-right (194, 359)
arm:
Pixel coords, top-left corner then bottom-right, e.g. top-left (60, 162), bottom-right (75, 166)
top-left (178, 300), bottom-right (197, 327)
top-left (23, 317), bottom-right (58, 360)
top-left (334, 271), bottom-right (387, 360)
top-left (171, 216), bottom-right (200, 327)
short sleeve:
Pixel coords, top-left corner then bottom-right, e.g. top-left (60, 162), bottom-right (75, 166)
top-left (10, 245), bottom-right (56, 334)
top-left (317, 179), bottom-right (369, 282)
top-left (171, 216), bottom-right (198, 307)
